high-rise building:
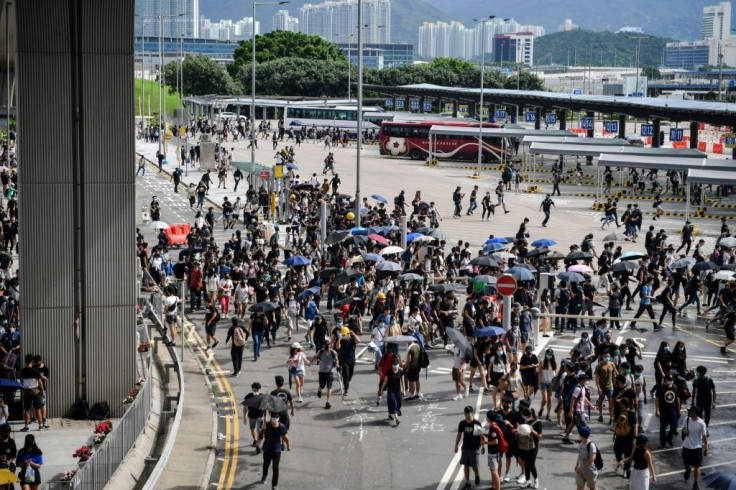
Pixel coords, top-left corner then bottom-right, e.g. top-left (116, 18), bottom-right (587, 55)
top-left (199, 17), bottom-right (260, 41)
top-left (136, 0), bottom-right (199, 38)
top-left (493, 33), bottom-right (534, 66)
top-left (518, 25), bottom-right (546, 38)
top-left (665, 40), bottom-right (712, 70)
top-left (557, 19), bottom-right (578, 32)
top-left (418, 21), bottom-right (475, 60)
top-left (298, 0), bottom-right (390, 44)
top-left (703, 2), bottom-right (732, 40)
top-left (272, 10), bottom-right (299, 32)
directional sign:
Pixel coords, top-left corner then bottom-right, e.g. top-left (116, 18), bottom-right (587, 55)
top-left (444, 103), bottom-right (455, 113)
top-left (496, 109), bottom-right (507, 119)
top-left (525, 111), bottom-right (537, 122)
top-left (724, 133), bottom-right (736, 148)
top-left (581, 117), bottom-right (594, 130)
top-left (482, 107), bottom-right (490, 117)
top-left (572, 88), bottom-right (582, 95)
top-left (396, 99), bottom-right (405, 109)
top-left (545, 113), bottom-right (557, 125)
top-left (604, 121), bottom-right (619, 133)
top-left (423, 102), bottom-right (432, 112)
top-left (632, 92), bottom-right (644, 97)
top-left (497, 274), bottom-right (518, 296)
top-left (410, 99), bottom-right (420, 110)
top-left (385, 98), bottom-right (393, 107)
top-left (670, 128), bottom-right (684, 142)
top-left (459, 104), bottom-right (469, 114)
top-left (640, 124), bottom-right (654, 137)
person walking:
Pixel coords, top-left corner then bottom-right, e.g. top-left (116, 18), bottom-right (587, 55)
top-left (136, 155), bottom-right (146, 176)
top-left (378, 358), bottom-right (405, 426)
top-left (495, 181), bottom-right (510, 214)
top-left (617, 434), bottom-right (657, 490)
top-left (466, 185), bottom-right (479, 216)
top-left (203, 299), bottom-right (220, 350)
top-left (453, 186), bottom-right (464, 218)
top-left (552, 171), bottom-right (561, 196)
top-left (455, 405), bottom-right (483, 489)
top-left (248, 311), bottom-right (269, 361)
top-left (681, 406), bottom-right (709, 490)
top-left (516, 407), bottom-right (542, 488)
top-left (335, 326), bottom-right (360, 397)
top-left (259, 414), bottom-right (290, 489)
top-left (20, 354), bottom-right (46, 433)
top-left (691, 365), bottom-right (716, 429)
top-left (481, 191), bottom-right (495, 221)
top-left (243, 382), bottom-right (265, 452)
top-left (311, 341), bottom-right (339, 409)
top-left (655, 374), bottom-right (680, 449)
top-left (539, 194), bottom-right (556, 227)
top-left (482, 410), bottom-right (504, 490)
top-left (574, 426), bottom-right (599, 490)
top-left (163, 287), bottom-right (180, 347)
top-left (287, 342), bottom-right (310, 403)
top-left (629, 277), bottom-right (656, 329)
top-left (188, 261), bottom-right (203, 311)
top-left (226, 318), bottom-right (246, 377)
top-left (17, 434), bottom-right (43, 490)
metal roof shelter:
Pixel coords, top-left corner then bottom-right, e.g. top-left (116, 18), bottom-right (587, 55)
top-left (528, 142), bottom-right (706, 158)
top-left (521, 136), bottom-right (628, 146)
top-left (428, 126), bottom-right (575, 138)
top-left (688, 168), bottom-right (736, 186)
top-left (597, 154), bottom-right (735, 171)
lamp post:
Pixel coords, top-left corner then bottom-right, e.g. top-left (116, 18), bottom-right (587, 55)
top-left (335, 33), bottom-right (355, 100)
top-left (355, 0), bottom-right (364, 228)
top-left (251, 2), bottom-right (290, 171)
top-left (155, 13), bottom-right (184, 156)
top-left (473, 15), bottom-right (496, 178)
top-left (628, 35), bottom-right (648, 96)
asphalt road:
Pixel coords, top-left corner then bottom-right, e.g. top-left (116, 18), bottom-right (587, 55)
top-left (135, 148), bottom-right (736, 490)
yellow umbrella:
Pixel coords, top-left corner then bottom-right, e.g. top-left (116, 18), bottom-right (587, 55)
top-left (0, 469), bottom-right (20, 484)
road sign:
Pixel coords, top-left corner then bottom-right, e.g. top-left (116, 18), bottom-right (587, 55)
top-left (423, 102), bottom-right (432, 112)
top-left (545, 113), bottom-right (557, 125)
top-left (525, 111), bottom-right (537, 122)
top-left (572, 89), bottom-right (582, 95)
top-left (410, 100), bottom-right (420, 110)
top-left (385, 98), bottom-right (393, 107)
top-left (581, 117), bottom-right (594, 130)
top-left (724, 133), bottom-right (736, 148)
top-left (260, 170), bottom-right (269, 179)
top-left (640, 124), bottom-right (654, 137)
top-left (459, 104), bottom-right (469, 114)
top-left (604, 121), bottom-right (619, 133)
top-left (497, 275), bottom-right (518, 296)
top-left (396, 99), bottom-right (405, 109)
top-left (669, 128), bottom-right (684, 142)
top-left (632, 92), bottom-right (644, 97)
top-left (496, 109), bottom-right (507, 119)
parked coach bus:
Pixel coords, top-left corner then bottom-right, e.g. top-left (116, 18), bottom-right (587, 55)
top-left (379, 120), bottom-right (510, 162)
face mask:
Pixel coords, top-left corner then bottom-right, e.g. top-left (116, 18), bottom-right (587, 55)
top-left (497, 350), bottom-right (504, 356)
top-left (626, 369), bottom-right (631, 374)
top-left (604, 357), bottom-right (611, 362)
top-left (678, 347), bottom-right (684, 352)
top-left (622, 350), bottom-right (629, 355)
top-left (663, 347), bottom-right (670, 352)
top-left (614, 350), bottom-right (620, 356)
top-left (582, 335), bottom-right (588, 341)
top-left (546, 354), bottom-right (553, 360)
top-left (511, 367), bottom-right (517, 372)
top-left (605, 338), bottom-right (612, 343)
top-left (634, 373), bottom-right (641, 378)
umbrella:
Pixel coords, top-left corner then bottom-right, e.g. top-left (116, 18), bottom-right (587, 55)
top-left (367, 234), bottom-right (390, 245)
top-left (325, 230), bottom-right (350, 245)
top-left (719, 237), bottom-right (736, 248)
top-left (284, 162), bottom-right (298, 170)
top-left (472, 275), bottom-right (496, 284)
top-left (428, 282), bottom-right (464, 292)
top-left (567, 264), bottom-right (593, 273)
top-left (0, 378), bottom-right (25, 390)
top-left (506, 267), bottom-right (534, 281)
top-left (557, 271), bottom-right (585, 283)
top-left (348, 256), bottom-right (365, 265)
top-left (445, 327), bottom-right (473, 356)
top-left (692, 260), bottom-right (718, 273)
top-left (714, 270), bottom-right (735, 281)
top-left (610, 261), bottom-right (639, 273)
top-left (284, 255), bottom-right (310, 266)
top-left (318, 267), bottom-right (340, 279)
top-left (526, 247), bottom-right (550, 258)
top-left (335, 297), bottom-right (361, 307)
top-left (292, 183), bottom-right (313, 191)
top-left (427, 229), bottom-right (449, 240)
top-left (470, 256), bottom-right (500, 267)
top-left (249, 302), bottom-right (279, 313)
top-left (242, 393), bottom-right (289, 414)
top-left (547, 252), bottom-right (566, 260)
top-left (485, 237), bottom-right (508, 244)
top-left (416, 201), bottom-right (430, 213)
top-left (398, 272), bottom-right (424, 282)
top-left (368, 226), bottom-right (391, 236)
top-left (384, 335), bottom-right (418, 343)
top-left (603, 232), bottom-right (629, 241)
top-left (407, 233), bottom-right (426, 243)
top-left (333, 269), bottom-right (363, 287)
top-left (351, 227), bottom-right (369, 236)
top-left (516, 263), bottom-right (537, 272)
top-left (483, 242), bottom-right (507, 253)
top-left (148, 221), bottom-right (170, 229)
top-left (721, 263), bottom-right (736, 270)
top-left (371, 194), bottom-right (388, 204)
top-left (178, 247), bottom-right (203, 260)
top-left (671, 257), bottom-right (697, 269)
top-left (566, 251), bottom-right (593, 261)
top-left (300, 286), bottom-right (321, 297)
top-left (343, 235), bottom-right (369, 247)
top-left (413, 226), bottom-right (431, 234)
top-left (475, 326), bottom-right (506, 338)
top-left (413, 235), bottom-right (435, 243)
top-left (531, 238), bottom-right (556, 247)
top-left (376, 261), bottom-right (402, 272)
top-left (362, 253), bottom-right (384, 262)
top-left (618, 251), bottom-right (647, 261)
top-left (380, 246), bottom-right (405, 256)
top-left (701, 472), bottom-right (736, 490)
top-left (491, 252), bottom-right (512, 262)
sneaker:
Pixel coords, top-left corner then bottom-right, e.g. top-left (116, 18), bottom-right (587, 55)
top-left (517, 476), bottom-right (527, 485)
top-left (325, 403), bottom-right (331, 409)
top-left (533, 480), bottom-right (539, 489)
top-left (255, 446), bottom-right (261, 454)
top-left (502, 474), bottom-right (511, 482)
top-left (597, 416), bottom-right (604, 423)
top-left (19, 426), bottom-right (29, 432)
top-left (475, 474), bottom-right (480, 485)
top-left (464, 388), bottom-right (469, 398)
top-left (562, 437), bottom-right (574, 444)
top-left (684, 466), bottom-right (691, 481)
top-left (722, 346), bottom-right (727, 354)
top-left (468, 386), bottom-right (475, 392)
top-left (297, 397), bottom-right (303, 403)
top-left (453, 394), bottom-right (463, 401)
top-left (317, 389), bottom-right (322, 398)
top-left (693, 483), bottom-right (700, 490)
top-left (39, 425), bottom-right (48, 431)
top-left (462, 483), bottom-right (471, 490)
top-left (260, 478), bottom-right (267, 484)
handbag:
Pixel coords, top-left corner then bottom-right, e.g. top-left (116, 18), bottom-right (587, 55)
top-left (1, 352), bottom-right (16, 370)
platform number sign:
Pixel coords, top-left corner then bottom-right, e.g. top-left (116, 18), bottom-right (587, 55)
top-left (410, 100), bottom-right (420, 110)
top-left (724, 133), bottom-right (736, 148)
top-left (396, 99), bottom-right (405, 109)
top-left (525, 111), bottom-right (537, 122)
top-left (545, 113), bottom-right (557, 125)
top-left (385, 98), bottom-right (393, 108)
top-left (496, 109), bottom-right (507, 119)
top-left (669, 128), bottom-right (684, 142)
top-left (604, 121), bottom-right (618, 133)
top-left (423, 102), bottom-right (432, 112)
top-left (572, 88), bottom-right (582, 95)
top-left (581, 117), bottom-right (594, 130)
top-left (640, 124), bottom-right (654, 137)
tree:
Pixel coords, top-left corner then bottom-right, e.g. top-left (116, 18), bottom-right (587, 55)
top-left (164, 55), bottom-right (242, 96)
top-left (642, 65), bottom-right (661, 80)
top-left (234, 58), bottom-right (350, 97)
top-left (231, 31), bottom-right (346, 74)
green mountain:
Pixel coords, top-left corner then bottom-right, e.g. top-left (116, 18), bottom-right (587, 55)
top-left (198, 0), bottom-right (453, 44)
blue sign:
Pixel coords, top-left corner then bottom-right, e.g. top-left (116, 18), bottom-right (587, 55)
top-left (410, 100), bottom-right (420, 110)
top-left (640, 124), bottom-right (654, 137)
top-left (581, 117), bottom-right (594, 130)
top-left (525, 111), bottom-right (537, 122)
top-left (604, 121), bottom-right (619, 133)
top-left (632, 92), bottom-right (644, 97)
top-left (670, 128), bottom-right (684, 142)
top-left (496, 109), bottom-right (507, 119)
top-left (545, 113), bottom-right (557, 125)
top-left (423, 102), bottom-right (432, 111)
top-left (572, 89), bottom-right (582, 95)
top-left (385, 98), bottom-right (393, 107)
top-left (396, 99), bottom-right (404, 109)
top-left (501, 68), bottom-right (513, 74)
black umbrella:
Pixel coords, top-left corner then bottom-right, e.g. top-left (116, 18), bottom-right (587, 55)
top-left (325, 231), bottom-right (350, 245)
top-left (692, 261), bottom-right (718, 273)
top-left (566, 251), bottom-right (593, 261)
top-left (343, 235), bottom-right (369, 246)
top-left (470, 256), bottom-right (500, 267)
top-left (428, 282), bottom-right (464, 292)
top-left (242, 393), bottom-right (288, 414)
top-left (526, 247), bottom-right (549, 258)
top-left (516, 263), bottom-right (537, 272)
top-left (557, 271), bottom-right (585, 283)
top-left (249, 301), bottom-right (280, 313)
top-left (334, 297), bottom-right (362, 307)
top-left (178, 247), bottom-right (203, 260)
top-left (413, 226), bottom-right (431, 234)
top-left (291, 183), bottom-right (313, 191)
top-left (333, 269), bottom-right (363, 287)
top-left (610, 261), bottom-right (639, 273)
top-left (319, 267), bottom-right (340, 279)
top-left (720, 263), bottom-right (736, 271)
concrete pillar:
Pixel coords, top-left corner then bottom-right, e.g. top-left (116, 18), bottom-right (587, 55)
top-left (586, 111), bottom-right (595, 165)
top-left (420, 96), bottom-right (425, 113)
top-left (690, 121), bottom-right (699, 149)
top-left (652, 118), bottom-right (661, 148)
top-left (489, 104), bottom-right (496, 123)
top-left (559, 110), bottom-right (567, 130)
top-left (391, 95), bottom-right (396, 111)
top-left (453, 100), bottom-right (459, 118)
top-left (618, 114), bottom-right (626, 139)
top-left (17, 0), bottom-right (137, 417)
top-left (534, 108), bottom-right (542, 130)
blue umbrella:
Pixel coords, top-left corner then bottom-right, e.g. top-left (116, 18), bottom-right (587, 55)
top-left (298, 286), bottom-right (321, 300)
top-left (0, 378), bottom-right (24, 390)
top-left (371, 194), bottom-right (388, 204)
top-left (351, 227), bottom-right (369, 236)
top-left (485, 237), bottom-right (508, 245)
top-left (483, 242), bottom-right (507, 253)
top-left (475, 326), bottom-right (506, 338)
top-left (702, 472), bottom-right (736, 490)
top-left (284, 162), bottom-right (298, 170)
top-left (531, 238), bottom-right (556, 247)
top-left (284, 255), bottom-right (311, 266)
top-left (362, 253), bottom-right (384, 262)
top-left (366, 226), bottom-right (390, 236)
top-left (407, 233), bottom-right (426, 243)
top-left (506, 266), bottom-right (535, 281)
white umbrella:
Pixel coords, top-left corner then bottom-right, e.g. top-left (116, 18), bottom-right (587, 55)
top-left (719, 237), bottom-right (736, 248)
top-left (380, 246), bottom-right (405, 256)
top-left (413, 235), bottom-right (435, 243)
top-left (148, 221), bottom-right (170, 229)
top-left (714, 270), bottom-right (735, 281)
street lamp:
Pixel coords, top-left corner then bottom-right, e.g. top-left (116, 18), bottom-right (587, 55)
top-left (251, 1), bottom-right (290, 170)
top-left (335, 33), bottom-right (355, 100)
top-left (628, 35), bottom-right (649, 96)
top-left (355, 0), bottom-right (364, 228)
top-left (473, 15), bottom-right (496, 178)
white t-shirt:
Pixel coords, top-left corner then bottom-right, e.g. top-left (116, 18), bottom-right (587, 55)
top-left (453, 346), bottom-right (466, 369)
top-left (372, 326), bottom-right (386, 347)
top-left (221, 279), bottom-right (234, 297)
top-left (163, 295), bottom-right (179, 315)
top-left (682, 416), bottom-right (707, 450)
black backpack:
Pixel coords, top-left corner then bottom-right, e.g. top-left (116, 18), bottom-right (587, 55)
top-left (557, 288), bottom-right (570, 308)
top-left (418, 348), bottom-right (430, 369)
top-left (89, 401), bottom-right (111, 421)
top-left (73, 399), bottom-right (90, 420)
top-left (588, 442), bottom-right (604, 471)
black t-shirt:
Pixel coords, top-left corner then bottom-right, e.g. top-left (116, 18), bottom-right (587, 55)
top-left (656, 384), bottom-right (679, 411)
top-left (0, 438), bottom-right (16, 462)
top-left (519, 353), bottom-right (539, 378)
top-left (385, 368), bottom-right (403, 393)
top-left (458, 419), bottom-right (482, 450)
top-left (693, 376), bottom-right (715, 404)
top-left (244, 392), bottom-right (264, 419)
top-left (20, 367), bottom-right (41, 393)
top-left (270, 388), bottom-right (293, 409)
top-left (485, 424), bottom-right (501, 454)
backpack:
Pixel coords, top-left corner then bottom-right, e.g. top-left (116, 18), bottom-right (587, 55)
top-left (517, 430), bottom-right (535, 451)
top-left (580, 240), bottom-right (591, 252)
top-left (89, 401), bottom-right (111, 421)
top-left (588, 442), bottom-right (604, 471)
top-left (394, 195), bottom-right (401, 205)
top-left (418, 348), bottom-right (430, 369)
top-left (557, 288), bottom-right (570, 307)
top-left (73, 399), bottom-right (90, 420)
top-left (564, 384), bottom-right (582, 408)
top-left (614, 413), bottom-right (631, 437)
top-left (233, 325), bottom-right (246, 347)
top-left (493, 422), bottom-right (509, 454)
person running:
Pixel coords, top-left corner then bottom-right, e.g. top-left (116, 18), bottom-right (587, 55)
top-left (539, 194), bottom-right (556, 227)
top-left (656, 278), bottom-right (677, 331)
top-left (455, 405), bottom-right (483, 489)
top-left (378, 358), bottom-right (405, 426)
top-left (311, 341), bottom-right (339, 409)
top-left (681, 405), bottom-right (709, 490)
top-left (259, 414), bottom-right (290, 489)
top-left (225, 318), bottom-right (246, 377)
top-left (287, 342), bottom-right (310, 403)
top-left (719, 310), bottom-right (735, 354)
top-left (617, 434), bottom-right (657, 490)
top-left (574, 426), bottom-right (599, 490)
top-left (629, 277), bottom-right (656, 329)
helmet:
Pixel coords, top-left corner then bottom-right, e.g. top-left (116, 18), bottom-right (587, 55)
top-left (377, 292), bottom-right (386, 299)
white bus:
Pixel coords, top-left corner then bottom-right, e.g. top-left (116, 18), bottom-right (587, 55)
top-left (283, 105), bottom-right (384, 133)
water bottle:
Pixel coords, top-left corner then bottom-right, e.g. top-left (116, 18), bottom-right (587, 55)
top-left (376, 396), bottom-right (381, 406)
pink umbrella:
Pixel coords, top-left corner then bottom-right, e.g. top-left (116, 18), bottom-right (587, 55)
top-left (568, 264), bottom-right (593, 273)
top-left (367, 234), bottom-right (389, 246)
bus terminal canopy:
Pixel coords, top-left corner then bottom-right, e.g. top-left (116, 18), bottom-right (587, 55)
top-left (521, 136), bottom-right (629, 147)
top-left (528, 142), bottom-right (707, 158)
top-left (688, 168), bottom-right (736, 186)
top-left (428, 126), bottom-right (576, 138)
top-left (598, 154), bottom-right (735, 172)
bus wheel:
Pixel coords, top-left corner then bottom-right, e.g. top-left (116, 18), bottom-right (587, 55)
top-left (409, 148), bottom-right (423, 160)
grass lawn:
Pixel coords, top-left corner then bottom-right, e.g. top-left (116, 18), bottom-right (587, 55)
top-left (134, 78), bottom-right (181, 120)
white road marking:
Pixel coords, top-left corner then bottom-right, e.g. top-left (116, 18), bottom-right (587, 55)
top-left (656, 458), bottom-right (736, 478)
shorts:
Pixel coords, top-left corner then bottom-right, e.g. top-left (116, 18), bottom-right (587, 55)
top-left (598, 387), bottom-right (613, 402)
top-left (452, 368), bottom-right (463, 382)
top-left (248, 417), bottom-right (263, 431)
top-left (318, 372), bottom-right (334, 389)
top-left (294, 369), bottom-right (305, 377)
top-left (23, 393), bottom-right (43, 411)
top-left (407, 367), bottom-right (421, 382)
top-left (725, 322), bottom-right (735, 341)
top-left (460, 448), bottom-right (480, 468)
top-left (682, 447), bottom-right (703, 468)
top-left (490, 371), bottom-right (504, 387)
top-left (520, 332), bottom-right (529, 344)
top-left (232, 214), bottom-right (240, 220)
top-left (206, 322), bottom-right (217, 336)
top-left (166, 313), bottom-right (177, 325)
top-left (541, 382), bottom-right (552, 391)
top-left (497, 196), bottom-right (505, 204)
top-left (487, 452), bottom-right (501, 471)
top-left (505, 440), bottom-right (517, 458)
top-left (575, 470), bottom-right (597, 488)
top-left (469, 358), bottom-right (479, 368)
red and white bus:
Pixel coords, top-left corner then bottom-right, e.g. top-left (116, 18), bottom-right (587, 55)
top-left (379, 120), bottom-right (510, 162)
